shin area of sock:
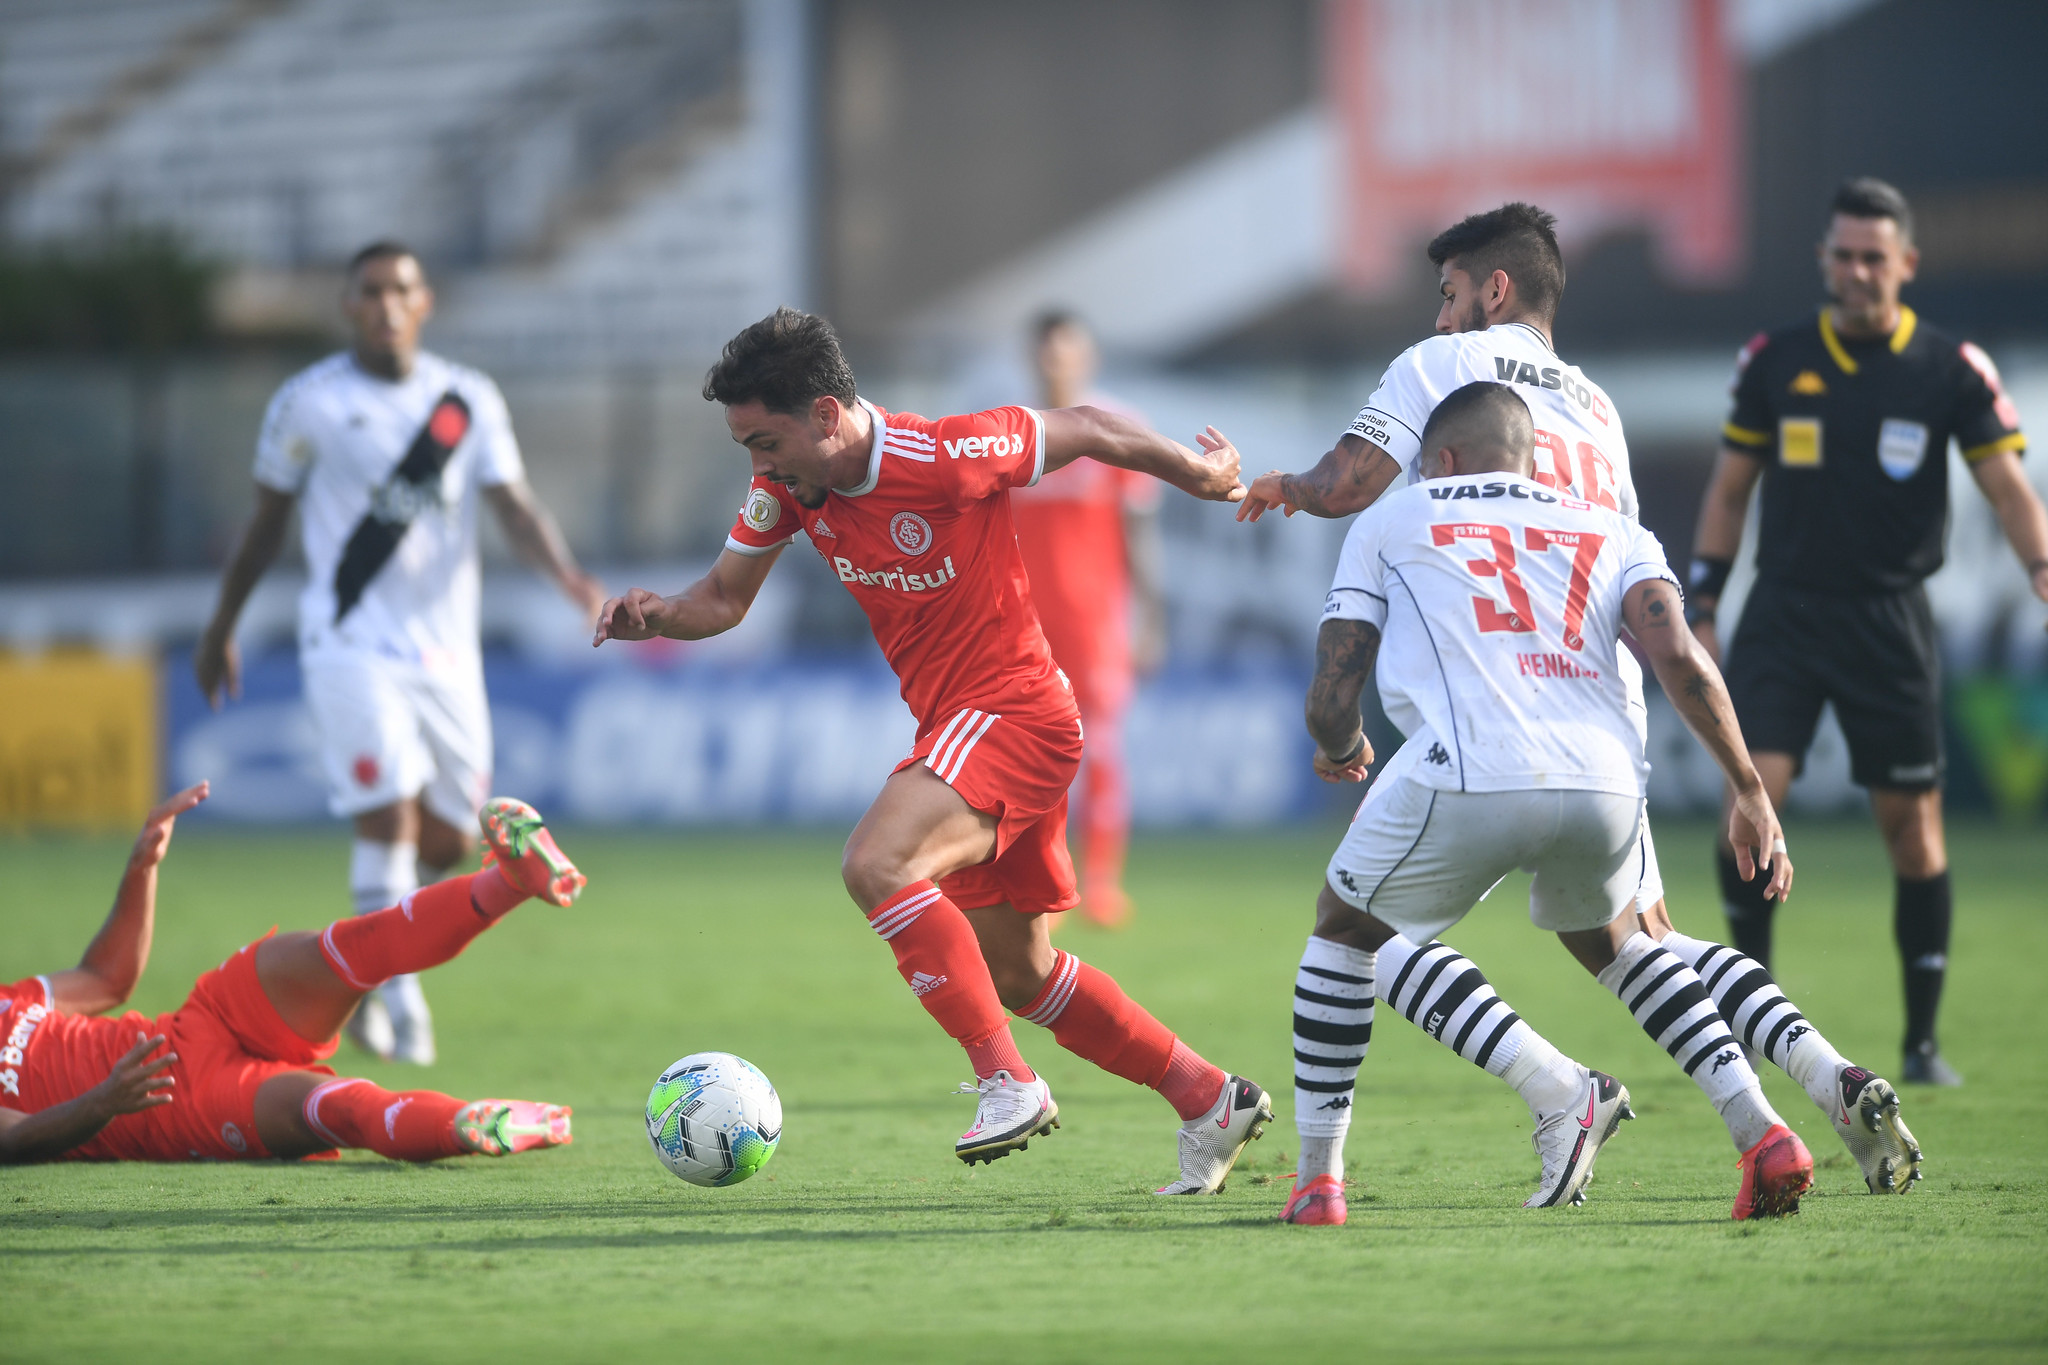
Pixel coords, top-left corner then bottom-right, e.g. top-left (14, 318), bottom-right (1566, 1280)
top-left (317, 876), bottom-right (493, 990)
top-left (468, 863), bottom-right (528, 919)
top-left (300, 1077), bottom-right (465, 1160)
top-left (962, 1023), bottom-right (1035, 1083)
top-left (1018, 950), bottom-right (1176, 1090)
top-left (863, 882), bottom-right (1011, 1044)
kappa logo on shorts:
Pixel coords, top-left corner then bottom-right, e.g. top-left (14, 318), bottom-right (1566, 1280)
top-left (1336, 869), bottom-right (1360, 894)
top-left (889, 511), bottom-right (934, 557)
top-left (1425, 743), bottom-right (1451, 766)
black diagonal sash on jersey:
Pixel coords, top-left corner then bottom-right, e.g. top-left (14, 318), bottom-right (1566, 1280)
top-left (332, 391), bottom-right (472, 623)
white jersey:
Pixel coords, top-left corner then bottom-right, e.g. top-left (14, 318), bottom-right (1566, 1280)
top-left (1346, 323), bottom-right (1637, 519)
top-left (1324, 473), bottom-right (1678, 798)
top-left (254, 350), bottom-right (525, 668)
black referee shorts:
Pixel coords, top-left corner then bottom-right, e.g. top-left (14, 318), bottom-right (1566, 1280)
top-left (1723, 584), bottom-right (1943, 791)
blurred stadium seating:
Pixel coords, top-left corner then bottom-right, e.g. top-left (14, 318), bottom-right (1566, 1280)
top-left (3, 0), bottom-right (2047, 828)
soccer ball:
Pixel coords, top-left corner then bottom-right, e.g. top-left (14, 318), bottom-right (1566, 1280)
top-left (645, 1051), bottom-right (782, 1187)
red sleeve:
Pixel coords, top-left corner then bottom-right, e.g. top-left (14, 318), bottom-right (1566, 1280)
top-left (921, 407), bottom-right (1046, 507)
top-left (724, 478), bottom-right (802, 556)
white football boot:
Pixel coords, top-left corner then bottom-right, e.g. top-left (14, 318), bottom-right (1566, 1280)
top-left (343, 988), bottom-right (395, 1061)
top-left (955, 1071), bottom-right (1058, 1165)
top-left (1525, 1068), bottom-right (1632, 1208)
top-left (1155, 1075), bottom-right (1273, 1195)
top-left (1824, 1064), bottom-right (1922, 1193)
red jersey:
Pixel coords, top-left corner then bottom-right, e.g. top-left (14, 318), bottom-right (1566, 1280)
top-left (0, 975), bottom-right (162, 1160)
top-left (727, 399), bottom-right (1074, 729)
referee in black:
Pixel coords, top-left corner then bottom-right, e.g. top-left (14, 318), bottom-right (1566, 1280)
top-left (1687, 178), bottom-right (2048, 1085)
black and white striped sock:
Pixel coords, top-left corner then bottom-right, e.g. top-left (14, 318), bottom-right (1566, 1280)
top-left (1660, 930), bottom-right (1849, 1109)
top-left (1376, 936), bottom-right (1583, 1116)
top-left (1598, 932), bottom-right (1781, 1148)
top-left (1293, 936), bottom-right (1374, 1177)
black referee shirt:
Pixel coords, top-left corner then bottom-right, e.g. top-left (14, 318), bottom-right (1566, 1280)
top-left (1721, 306), bottom-right (2026, 594)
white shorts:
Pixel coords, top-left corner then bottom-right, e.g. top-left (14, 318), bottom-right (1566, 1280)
top-left (1327, 773), bottom-right (1646, 944)
top-left (301, 647), bottom-right (492, 825)
top-left (1634, 820), bottom-right (1665, 912)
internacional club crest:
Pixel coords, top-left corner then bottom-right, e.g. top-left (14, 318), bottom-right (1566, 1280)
top-left (889, 511), bottom-right (933, 556)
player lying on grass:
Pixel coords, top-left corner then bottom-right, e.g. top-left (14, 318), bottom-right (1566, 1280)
top-left (1278, 381), bottom-right (1823, 1225)
top-left (595, 307), bottom-right (1273, 1193)
top-left (0, 785), bottom-right (582, 1165)
top-left (1232, 204), bottom-right (1921, 1209)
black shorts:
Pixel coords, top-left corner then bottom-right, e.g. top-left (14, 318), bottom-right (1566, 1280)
top-left (1723, 583), bottom-right (1942, 790)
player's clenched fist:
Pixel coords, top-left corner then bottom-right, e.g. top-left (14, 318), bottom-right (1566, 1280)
top-left (1191, 427), bottom-right (1247, 503)
top-left (592, 589), bottom-right (670, 645)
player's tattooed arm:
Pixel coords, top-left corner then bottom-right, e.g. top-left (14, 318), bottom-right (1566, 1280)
top-left (1625, 577), bottom-right (1792, 898)
top-left (0, 1034), bottom-right (177, 1163)
top-left (1306, 618), bottom-right (1381, 782)
top-left (1238, 435), bottom-right (1402, 523)
top-left (593, 546), bottom-right (783, 645)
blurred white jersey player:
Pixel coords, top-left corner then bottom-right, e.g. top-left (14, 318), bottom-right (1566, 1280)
top-left (1245, 208), bottom-right (1921, 1225)
top-left (198, 242), bottom-right (603, 1064)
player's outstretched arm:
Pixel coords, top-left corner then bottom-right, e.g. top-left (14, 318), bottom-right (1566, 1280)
top-left (592, 546), bottom-right (783, 646)
top-left (1305, 618), bottom-right (1381, 783)
top-left (1685, 447), bottom-right (1764, 662)
top-left (1966, 450), bottom-right (2048, 625)
top-left (484, 481), bottom-right (607, 622)
top-left (0, 1033), bottom-right (176, 1163)
top-left (1237, 434), bottom-right (1403, 523)
top-left (1038, 406), bottom-right (1244, 503)
top-left (196, 486), bottom-right (295, 710)
top-left (45, 783), bottom-right (209, 1016)
top-left (1624, 579), bottom-right (1792, 901)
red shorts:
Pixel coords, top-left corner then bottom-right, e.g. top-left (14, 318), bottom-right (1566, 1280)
top-left (895, 702), bottom-right (1084, 916)
top-left (87, 934), bottom-right (338, 1161)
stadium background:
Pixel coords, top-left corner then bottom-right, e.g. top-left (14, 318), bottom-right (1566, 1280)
top-left (3, 0), bottom-right (2047, 835)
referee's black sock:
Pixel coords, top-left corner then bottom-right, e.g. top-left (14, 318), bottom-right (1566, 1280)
top-left (1895, 871), bottom-right (1952, 1052)
top-left (1717, 847), bottom-right (1777, 970)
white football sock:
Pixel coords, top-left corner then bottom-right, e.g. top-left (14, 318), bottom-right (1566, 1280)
top-left (1599, 932), bottom-right (1783, 1151)
top-left (349, 838), bottom-right (418, 916)
top-left (1659, 930), bottom-right (1850, 1116)
top-left (1292, 936), bottom-right (1374, 1183)
top-left (1379, 936), bottom-right (1585, 1118)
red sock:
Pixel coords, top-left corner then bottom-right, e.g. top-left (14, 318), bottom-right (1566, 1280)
top-left (318, 874), bottom-right (502, 990)
top-left (1017, 950), bottom-right (1225, 1119)
top-left (301, 1077), bottom-right (466, 1160)
top-left (867, 881), bottom-right (1034, 1082)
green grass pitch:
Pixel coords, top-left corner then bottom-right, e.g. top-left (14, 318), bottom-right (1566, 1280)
top-left (3, 818), bottom-right (2045, 1362)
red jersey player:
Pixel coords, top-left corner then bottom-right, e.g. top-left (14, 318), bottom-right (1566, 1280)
top-left (0, 783), bottom-right (582, 1166)
top-left (1009, 311), bottom-right (1165, 926)
top-left (594, 308), bottom-right (1272, 1191)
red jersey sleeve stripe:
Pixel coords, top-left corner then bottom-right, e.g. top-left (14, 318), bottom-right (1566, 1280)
top-left (1025, 409), bottom-right (1047, 487)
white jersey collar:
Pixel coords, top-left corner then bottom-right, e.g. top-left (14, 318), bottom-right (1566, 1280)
top-left (1494, 321), bottom-right (1555, 355)
top-left (838, 397), bottom-right (886, 498)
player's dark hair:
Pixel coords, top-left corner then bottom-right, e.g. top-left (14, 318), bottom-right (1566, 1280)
top-left (1032, 307), bottom-right (1084, 345)
top-left (1427, 203), bottom-right (1566, 324)
top-left (346, 240), bottom-right (423, 280)
top-left (1420, 381), bottom-right (1534, 473)
top-left (1830, 177), bottom-right (1914, 243)
top-left (703, 306), bottom-right (858, 415)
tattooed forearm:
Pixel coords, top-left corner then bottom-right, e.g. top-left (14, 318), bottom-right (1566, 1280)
top-left (1681, 671), bottom-right (1719, 726)
top-left (1307, 619), bottom-right (1381, 752)
top-left (1281, 470), bottom-right (1334, 519)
